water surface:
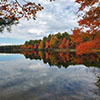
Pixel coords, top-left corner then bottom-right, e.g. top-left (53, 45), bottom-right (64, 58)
top-left (0, 52), bottom-right (100, 100)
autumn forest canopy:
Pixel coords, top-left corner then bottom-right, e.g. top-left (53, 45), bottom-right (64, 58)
top-left (20, 31), bottom-right (100, 55)
top-left (0, 0), bottom-right (100, 55)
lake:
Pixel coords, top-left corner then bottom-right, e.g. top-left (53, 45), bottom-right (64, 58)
top-left (0, 51), bottom-right (100, 100)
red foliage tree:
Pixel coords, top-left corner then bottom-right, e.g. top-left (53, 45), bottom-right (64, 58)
top-left (31, 45), bottom-right (34, 49)
top-left (75, 0), bottom-right (100, 34)
top-left (34, 44), bottom-right (37, 49)
top-left (21, 45), bottom-right (25, 49)
top-left (71, 0), bottom-right (100, 55)
top-left (0, 0), bottom-right (54, 20)
top-left (59, 38), bottom-right (66, 49)
top-left (71, 28), bottom-right (84, 47)
top-left (76, 40), bottom-right (100, 55)
top-left (45, 41), bottom-right (49, 49)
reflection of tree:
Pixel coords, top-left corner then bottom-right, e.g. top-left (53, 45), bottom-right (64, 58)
top-left (0, 17), bottom-right (19, 32)
top-left (96, 77), bottom-right (100, 89)
top-left (22, 51), bottom-right (41, 60)
top-left (20, 51), bottom-right (100, 68)
top-left (93, 76), bottom-right (100, 98)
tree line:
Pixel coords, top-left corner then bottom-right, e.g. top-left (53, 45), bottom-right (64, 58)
top-left (21, 32), bottom-right (70, 50)
top-left (0, 45), bottom-right (21, 52)
top-left (20, 31), bottom-right (100, 55)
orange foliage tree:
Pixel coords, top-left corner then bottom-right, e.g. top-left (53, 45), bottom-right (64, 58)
top-left (76, 40), bottom-right (100, 55)
top-left (71, 28), bottom-right (84, 47)
top-left (59, 38), bottom-right (70, 49)
top-left (0, 0), bottom-right (53, 20)
top-left (75, 0), bottom-right (100, 34)
top-left (73, 0), bottom-right (100, 55)
top-left (59, 38), bottom-right (66, 49)
top-left (45, 40), bottom-right (49, 49)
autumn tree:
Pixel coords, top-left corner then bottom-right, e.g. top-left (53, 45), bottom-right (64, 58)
top-left (59, 38), bottom-right (66, 49)
top-left (56, 32), bottom-right (62, 39)
top-left (76, 40), bottom-right (100, 55)
top-left (62, 32), bottom-right (71, 40)
top-left (75, 0), bottom-right (100, 34)
top-left (48, 34), bottom-right (53, 42)
top-left (71, 28), bottom-right (91, 47)
top-left (49, 35), bottom-right (59, 48)
top-left (0, 0), bottom-right (54, 21)
top-left (72, 0), bottom-right (100, 55)
top-left (38, 40), bottom-right (44, 50)
top-left (45, 40), bottom-right (49, 49)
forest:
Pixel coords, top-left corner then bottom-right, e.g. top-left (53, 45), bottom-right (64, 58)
top-left (20, 31), bottom-right (100, 55)
top-left (1, 31), bottom-right (100, 55)
top-left (0, 45), bottom-right (21, 52)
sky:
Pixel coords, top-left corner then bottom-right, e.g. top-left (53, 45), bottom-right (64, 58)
top-left (0, 0), bottom-right (79, 45)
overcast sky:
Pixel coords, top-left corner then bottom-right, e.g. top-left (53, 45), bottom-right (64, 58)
top-left (0, 0), bottom-right (79, 45)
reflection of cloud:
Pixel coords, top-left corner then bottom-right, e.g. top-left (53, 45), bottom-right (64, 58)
top-left (0, 53), bottom-right (13, 56)
top-left (0, 58), bottom-right (100, 100)
top-left (0, 0), bottom-right (79, 42)
top-left (43, 73), bottom-right (47, 76)
top-left (28, 62), bottom-right (44, 69)
top-left (68, 65), bottom-right (87, 69)
top-left (40, 81), bottom-right (44, 84)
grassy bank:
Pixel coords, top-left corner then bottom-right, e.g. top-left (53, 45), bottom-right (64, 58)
top-left (13, 48), bottom-right (76, 52)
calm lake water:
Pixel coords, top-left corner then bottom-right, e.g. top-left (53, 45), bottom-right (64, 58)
top-left (0, 52), bottom-right (100, 100)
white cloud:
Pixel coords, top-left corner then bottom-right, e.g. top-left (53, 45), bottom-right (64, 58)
top-left (0, 0), bottom-right (79, 42)
top-left (0, 43), bottom-right (13, 46)
top-left (28, 29), bottom-right (44, 35)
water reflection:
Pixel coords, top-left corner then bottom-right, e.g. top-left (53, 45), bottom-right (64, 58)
top-left (0, 51), bottom-right (100, 100)
top-left (21, 51), bottom-right (100, 68)
top-left (0, 53), bottom-right (24, 61)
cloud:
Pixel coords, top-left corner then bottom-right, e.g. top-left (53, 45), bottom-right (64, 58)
top-left (0, 0), bottom-right (79, 43)
top-left (0, 43), bottom-right (13, 46)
